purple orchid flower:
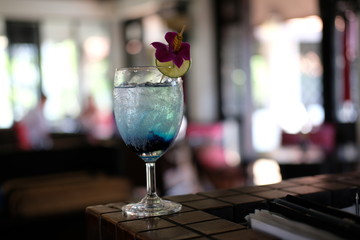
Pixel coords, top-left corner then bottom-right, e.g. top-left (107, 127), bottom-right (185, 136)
top-left (151, 31), bottom-right (190, 68)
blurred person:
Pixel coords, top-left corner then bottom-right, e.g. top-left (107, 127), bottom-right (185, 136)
top-left (79, 95), bottom-right (99, 143)
top-left (18, 93), bottom-right (52, 150)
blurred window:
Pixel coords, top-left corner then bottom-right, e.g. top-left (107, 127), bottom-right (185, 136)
top-left (0, 20), bottom-right (12, 128)
top-left (6, 21), bottom-right (41, 123)
top-left (252, 15), bottom-right (323, 153)
top-left (41, 19), bottom-right (80, 132)
top-left (0, 18), bottom-right (113, 138)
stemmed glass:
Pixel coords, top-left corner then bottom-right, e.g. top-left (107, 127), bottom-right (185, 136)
top-left (113, 66), bottom-right (184, 217)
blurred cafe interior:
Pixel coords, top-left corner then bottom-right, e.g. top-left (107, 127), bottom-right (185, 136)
top-left (1, 0), bottom-right (360, 239)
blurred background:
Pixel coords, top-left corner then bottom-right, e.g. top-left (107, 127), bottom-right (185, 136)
top-left (0, 0), bottom-right (360, 239)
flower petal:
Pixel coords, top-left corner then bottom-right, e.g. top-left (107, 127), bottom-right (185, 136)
top-left (151, 42), bottom-right (169, 55)
top-left (179, 43), bottom-right (190, 60)
top-left (151, 42), bottom-right (173, 62)
top-left (172, 55), bottom-right (185, 68)
top-left (165, 32), bottom-right (177, 49)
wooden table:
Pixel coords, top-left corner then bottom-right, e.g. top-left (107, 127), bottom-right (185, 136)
top-left (86, 171), bottom-right (360, 240)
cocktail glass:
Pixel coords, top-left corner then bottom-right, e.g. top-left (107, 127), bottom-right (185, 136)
top-left (113, 66), bottom-right (184, 217)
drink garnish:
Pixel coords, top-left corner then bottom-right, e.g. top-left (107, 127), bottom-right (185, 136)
top-left (151, 25), bottom-right (191, 78)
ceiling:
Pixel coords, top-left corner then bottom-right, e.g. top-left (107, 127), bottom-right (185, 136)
top-left (251, 0), bottom-right (319, 25)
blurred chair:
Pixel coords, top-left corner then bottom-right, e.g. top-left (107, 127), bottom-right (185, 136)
top-left (278, 123), bottom-right (336, 179)
top-left (186, 121), bottom-right (244, 190)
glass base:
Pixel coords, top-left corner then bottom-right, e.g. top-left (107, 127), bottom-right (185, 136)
top-left (122, 195), bottom-right (182, 217)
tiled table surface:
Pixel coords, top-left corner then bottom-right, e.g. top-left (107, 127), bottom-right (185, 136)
top-left (86, 171), bottom-right (360, 240)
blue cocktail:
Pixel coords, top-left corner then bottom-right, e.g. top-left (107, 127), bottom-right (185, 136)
top-left (113, 66), bottom-right (184, 216)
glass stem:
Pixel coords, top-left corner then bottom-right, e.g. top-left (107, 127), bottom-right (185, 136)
top-left (146, 162), bottom-right (157, 198)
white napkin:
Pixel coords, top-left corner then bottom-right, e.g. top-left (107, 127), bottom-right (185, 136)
top-left (246, 209), bottom-right (342, 240)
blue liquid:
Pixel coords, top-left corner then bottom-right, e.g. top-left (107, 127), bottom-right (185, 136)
top-left (114, 82), bottom-right (183, 162)
top-left (126, 131), bottom-right (175, 161)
